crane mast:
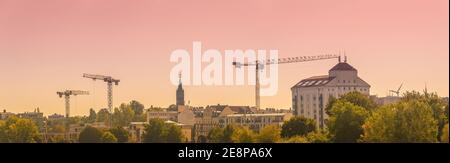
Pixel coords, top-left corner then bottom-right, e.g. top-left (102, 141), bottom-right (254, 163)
top-left (83, 73), bottom-right (119, 127)
top-left (57, 90), bottom-right (89, 118)
top-left (232, 54), bottom-right (339, 109)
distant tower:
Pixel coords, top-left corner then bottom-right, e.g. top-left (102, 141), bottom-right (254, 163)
top-left (176, 72), bottom-right (185, 106)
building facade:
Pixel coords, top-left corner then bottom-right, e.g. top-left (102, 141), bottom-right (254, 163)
top-left (291, 59), bottom-right (370, 129)
top-left (0, 109), bottom-right (14, 120)
top-left (218, 113), bottom-right (293, 132)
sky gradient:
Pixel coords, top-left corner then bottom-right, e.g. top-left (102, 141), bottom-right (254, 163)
top-left (0, 0), bottom-right (448, 116)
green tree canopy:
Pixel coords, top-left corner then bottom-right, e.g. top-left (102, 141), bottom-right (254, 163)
top-left (256, 125), bottom-right (281, 143)
top-left (142, 118), bottom-right (184, 143)
top-left (326, 91), bottom-right (376, 116)
top-left (88, 108), bottom-right (97, 123)
top-left (0, 116), bottom-right (41, 143)
top-left (327, 101), bottom-right (369, 143)
top-left (79, 126), bottom-right (103, 143)
top-left (362, 100), bottom-right (438, 143)
top-left (231, 126), bottom-right (255, 143)
top-left (222, 125), bottom-right (236, 143)
top-left (112, 104), bottom-right (135, 127)
top-left (96, 108), bottom-right (111, 124)
top-left (441, 123), bottom-right (448, 143)
top-left (101, 131), bottom-right (118, 143)
top-left (207, 127), bottom-right (224, 143)
top-left (110, 127), bottom-right (129, 143)
top-left (306, 132), bottom-right (330, 143)
top-left (166, 124), bottom-right (184, 143)
top-left (278, 136), bottom-right (309, 143)
top-left (130, 100), bottom-right (145, 115)
top-left (281, 116), bottom-right (316, 138)
top-left (401, 91), bottom-right (448, 141)
top-left (142, 119), bottom-right (166, 143)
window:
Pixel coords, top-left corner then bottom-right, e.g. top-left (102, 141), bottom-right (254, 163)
top-left (343, 80), bottom-right (346, 83)
top-left (354, 80), bottom-right (356, 83)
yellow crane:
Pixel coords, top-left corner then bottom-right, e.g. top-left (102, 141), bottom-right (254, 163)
top-left (232, 54), bottom-right (339, 109)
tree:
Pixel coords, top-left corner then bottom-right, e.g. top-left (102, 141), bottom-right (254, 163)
top-left (326, 91), bottom-right (376, 116)
top-left (130, 100), bottom-right (145, 115)
top-left (49, 124), bottom-right (66, 133)
top-left (222, 125), bottom-right (236, 143)
top-left (110, 127), bottom-right (129, 143)
top-left (327, 101), bottom-right (369, 143)
top-left (441, 124), bottom-right (448, 143)
top-left (88, 108), bottom-right (97, 123)
top-left (101, 132), bottom-right (118, 143)
top-left (281, 116), bottom-right (316, 138)
top-left (401, 91), bottom-right (448, 141)
top-left (207, 127), bottom-right (224, 143)
top-left (306, 132), bottom-right (330, 143)
top-left (0, 116), bottom-right (41, 143)
top-left (362, 100), bottom-right (438, 143)
top-left (96, 108), bottom-right (111, 124)
top-left (142, 118), bottom-right (184, 143)
top-left (278, 136), bottom-right (309, 143)
top-left (166, 124), bottom-right (184, 143)
top-left (112, 104), bottom-right (135, 127)
top-left (79, 126), bottom-right (103, 143)
top-left (325, 96), bottom-right (337, 116)
top-left (256, 125), bottom-right (281, 143)
top-left (142, 118), bottom-right (166, 143)
top-left (231, 126), bottom-right (255, 143)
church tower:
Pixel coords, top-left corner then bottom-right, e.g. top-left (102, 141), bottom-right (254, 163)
top-left (176, 72), bottom-right (185, 106)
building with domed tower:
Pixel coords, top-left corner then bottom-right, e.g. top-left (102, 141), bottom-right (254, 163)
top-left (291, 56), bottom-right (370, 129)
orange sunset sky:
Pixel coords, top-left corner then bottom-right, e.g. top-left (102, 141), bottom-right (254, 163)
top-left (0, 0), bottom-right (448, 116)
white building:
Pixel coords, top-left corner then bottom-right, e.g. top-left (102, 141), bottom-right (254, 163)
top-left (291, 58), bottom-right (370, 129)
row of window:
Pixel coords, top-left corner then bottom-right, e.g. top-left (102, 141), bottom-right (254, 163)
top-left (337, 79), bottom-right (356, 83)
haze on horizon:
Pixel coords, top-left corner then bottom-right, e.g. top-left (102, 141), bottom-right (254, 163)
top-left (0, 0), bottom-right (448, 116)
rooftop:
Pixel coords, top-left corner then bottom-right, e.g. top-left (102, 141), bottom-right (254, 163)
top-left (329, 62), bottom-right (357, 71)
top-left (292, 75), bottom-right (334, 88)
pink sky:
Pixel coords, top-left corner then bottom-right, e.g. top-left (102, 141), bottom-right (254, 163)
top-left (0, 0), bottom-right (448, 116)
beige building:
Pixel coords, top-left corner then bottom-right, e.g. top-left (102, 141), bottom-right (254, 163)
top-left (0, 109), bottom-right (14, 120)
top-left (147, 111), bottom-right (178, 122)
top-left (291, 59), bottom-right (370, 129)
top-left (128, 122), bottom-right (147, 143)
top-left (371, 95), bottom-right (401, 106)
top-left (218, 113), bottom-right (293, 132)
top-left (193, 107), bottom-right (220, 142)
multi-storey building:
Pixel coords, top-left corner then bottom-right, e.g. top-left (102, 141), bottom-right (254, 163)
top-left (217, 113), bottom-right (293, 132)
top-left (291, 58), bottom-right (370, 129)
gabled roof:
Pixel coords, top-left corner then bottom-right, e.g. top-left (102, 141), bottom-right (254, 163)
top-left (291, 75), bottom-right (334, 88)
top-left (329, 62), bottom-right (357, 71)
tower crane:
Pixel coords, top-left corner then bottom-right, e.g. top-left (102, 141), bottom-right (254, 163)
top-left (232, 54), bottom-right (339, 109)
top-left (57, 90), bottom-right (89, 118)
top-left (82, 73), bottom-right (120, 113)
